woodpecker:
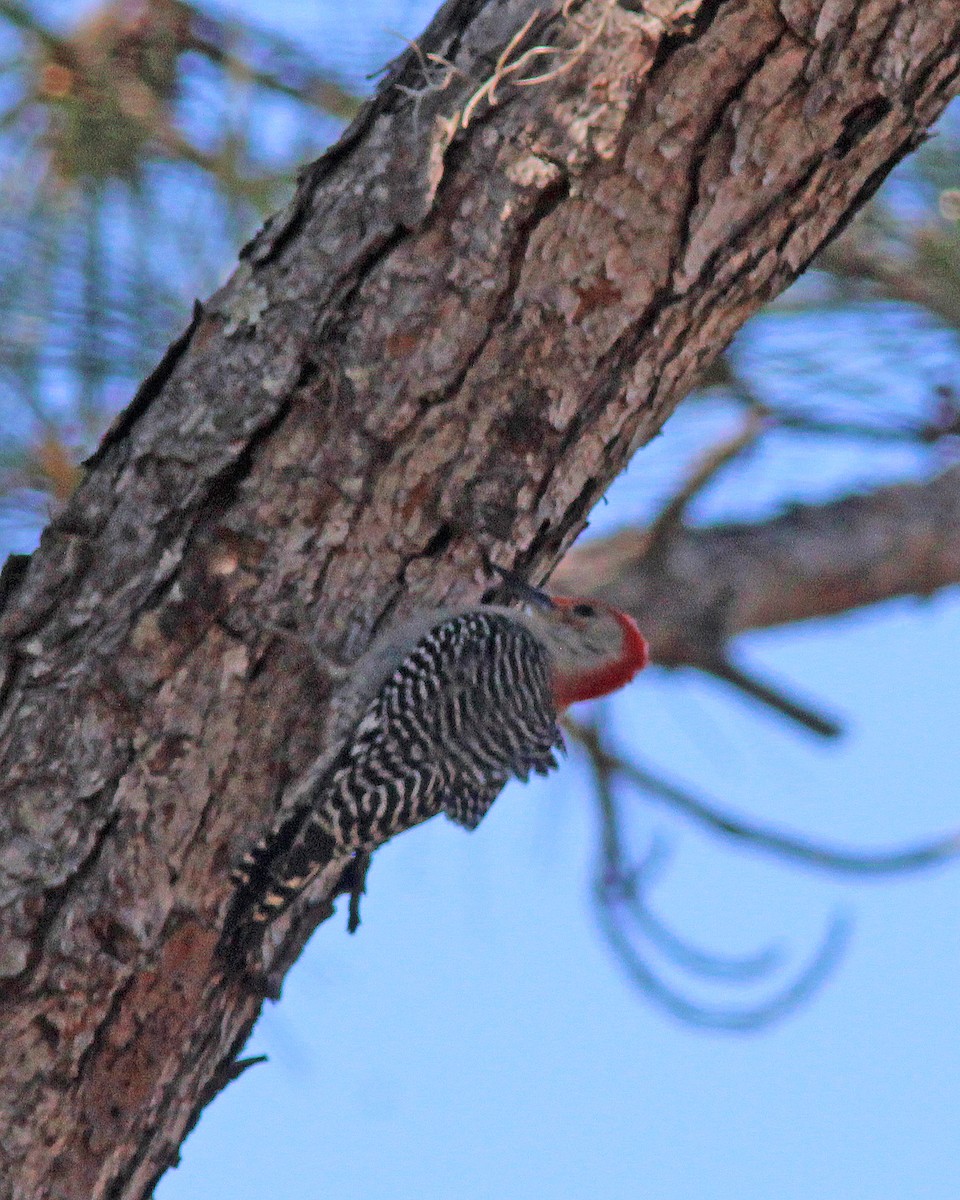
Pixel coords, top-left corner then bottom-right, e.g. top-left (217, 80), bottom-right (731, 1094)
top-left (229, 577), bottom-right (648, 932)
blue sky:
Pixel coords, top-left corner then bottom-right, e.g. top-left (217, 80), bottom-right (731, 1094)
top-left (3, 2), bottom-right (959, 1197)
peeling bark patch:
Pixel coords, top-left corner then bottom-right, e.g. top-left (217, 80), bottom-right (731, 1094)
top-left (494, 394), bottom-right (556, 453)
top-left (573, 272), bottom-right (624, 321)
top-left (64, 921), bottom-right (224, 1193)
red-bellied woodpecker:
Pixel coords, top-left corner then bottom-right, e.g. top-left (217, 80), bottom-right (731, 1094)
top-left (229, 580), bottom-right (648, 931)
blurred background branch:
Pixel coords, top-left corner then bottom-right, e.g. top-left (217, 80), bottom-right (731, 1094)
top-left (0, 0), bottom-right (361, 547)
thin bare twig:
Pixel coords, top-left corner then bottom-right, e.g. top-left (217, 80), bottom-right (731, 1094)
top-left (567, 717), bottom-right (960, 875)
top-left (644, 411), bottom-right (766, 557)
top-left (716, 362), bottom-right (960, 447)
top-left (580, 715), bottom-right (851, 1028)
top-left (701, 654), bottom-right (843, 739)
top-left (461, 8), bottom-right (543, 129)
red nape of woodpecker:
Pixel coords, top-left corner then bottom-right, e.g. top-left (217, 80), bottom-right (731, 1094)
top-left (229, 579), bottom-right (649, 930)
top-left (546, 596), bottom-right (649, 707)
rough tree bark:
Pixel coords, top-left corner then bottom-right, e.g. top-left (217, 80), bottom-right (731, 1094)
top-left (1, 1), bottom-right (958, 1196)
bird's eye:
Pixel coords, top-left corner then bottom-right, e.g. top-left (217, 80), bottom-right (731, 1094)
top-left (572, 603), bottom-right (596, 618)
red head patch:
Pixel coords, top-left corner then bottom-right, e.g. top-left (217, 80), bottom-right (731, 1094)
top-left (551, 599), bottom-right (649, 708)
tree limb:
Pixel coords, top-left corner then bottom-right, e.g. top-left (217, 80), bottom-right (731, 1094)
top-left (554, 466), bottom-right (960, 665)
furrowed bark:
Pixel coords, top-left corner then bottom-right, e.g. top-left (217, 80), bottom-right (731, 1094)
top-left (1, 1), bottom-right (958, 1195)
top-left (554, 466), bottom-right (960, 664)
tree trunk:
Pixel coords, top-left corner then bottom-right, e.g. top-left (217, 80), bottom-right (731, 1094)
top-left (1, 1), bottom-right (958, 1195)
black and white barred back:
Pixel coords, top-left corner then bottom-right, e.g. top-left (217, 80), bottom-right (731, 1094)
top-left (233, 611), bottom-right (565, 925)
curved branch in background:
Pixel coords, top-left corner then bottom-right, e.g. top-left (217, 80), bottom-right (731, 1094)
top-left (570, 715), bottom-right (960, 1027)
top-left (598, 835), bottom-right (784, 982)
top-left (578, 715), bottom-right (853, 1029)
top-left (567, 718), bottom-right (960, 877)
top-left (594, 898), bottom-right (851, 1032)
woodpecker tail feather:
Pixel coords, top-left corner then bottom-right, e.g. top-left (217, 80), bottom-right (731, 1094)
top-left (227, 806), bottom-right (339, 933)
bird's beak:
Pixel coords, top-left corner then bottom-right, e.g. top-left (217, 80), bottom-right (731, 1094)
top-left (485, 564), bottom-right (557, 609)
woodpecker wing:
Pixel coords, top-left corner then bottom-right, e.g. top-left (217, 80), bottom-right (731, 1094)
top-left (228, 611), bottom-right (565, 933)
top-left (318, 610), bottom-right (565, 844)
